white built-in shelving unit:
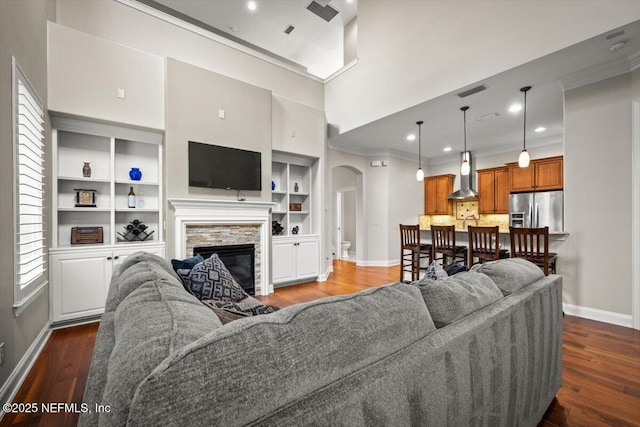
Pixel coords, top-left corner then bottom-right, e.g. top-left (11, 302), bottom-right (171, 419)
top-left (49, 117), bottom-right (165, 324)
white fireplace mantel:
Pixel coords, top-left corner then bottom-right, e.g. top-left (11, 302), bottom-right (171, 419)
top-left (169, 198), bottom-right (275, 295)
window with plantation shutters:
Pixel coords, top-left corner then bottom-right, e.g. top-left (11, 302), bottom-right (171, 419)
top-left (13, 60), bottom-right (47, 309)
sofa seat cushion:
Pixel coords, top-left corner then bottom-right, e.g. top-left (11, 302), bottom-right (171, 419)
top-left (126, 282), bottom-right (437, 426)
top-left (413, 271), bottom-right (503, 328)
top-left (470, 258), bottom-right (545, 296)
top-left (100, 276), bottom-right (222, 426)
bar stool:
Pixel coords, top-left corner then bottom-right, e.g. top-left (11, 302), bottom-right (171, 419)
top-left (509, 226), bottom-right (557, 275)
top-left (399, 224), bottom-right (432, 282)
top-left (431, 225), bottom-right (467, 267)
top-left (467, 225), bottom-right (507, 267)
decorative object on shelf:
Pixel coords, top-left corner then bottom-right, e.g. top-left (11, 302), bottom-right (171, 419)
top-left (137, 199), bottom-right (145, 209)
top-left (82, 162), bottom-right (91, 178)
top-left (460, 106), bottom-right (471, 176)
top-left (292, 226), bottom-right (299, 235)
top-left (74, 189), bottom-right (97, 207)
top-left (129, 167), bottom-right (142, 181)
top-left (271, 180), bottom-right (276, 191)
top-left (117, 219), bottom-right (154, 242)
top-left (415, 120), bottom-right (424, 181)
top-left (294, 182), bottom-right (299, 193)
top-left (272, 220), bottom-right (284, 236)
top-left (518, 86), bottom-right (532, 168)
top-left (289, 202), bottom-right (302, 212)
top-left (71, 226), bottom-right (103, 244)
top-left (128, 186), bottom-right (136, 208)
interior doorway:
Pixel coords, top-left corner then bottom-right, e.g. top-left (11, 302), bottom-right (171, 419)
top-left (332, 165), bottom-right (363, 263)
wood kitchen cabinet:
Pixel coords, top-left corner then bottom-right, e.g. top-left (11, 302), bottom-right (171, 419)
top-left (508, 156), bottom-right (563, 192)
top-left (424, 174), bottom-right (455, 215)
top-left (477, 166), bottom-right (509, 213)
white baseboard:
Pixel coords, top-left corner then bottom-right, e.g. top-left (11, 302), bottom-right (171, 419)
top-left (0, 322), bottom-right (51, 420)
top-left (563, 303), bottom-right (633, 328)
top-left (316, 265), bottom-right (333, 282)
top-left (356, 259), bottom-right (399, 267)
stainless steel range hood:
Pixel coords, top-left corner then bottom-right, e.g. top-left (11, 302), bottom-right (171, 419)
top-left (446, 152), bottom-right (478, 200)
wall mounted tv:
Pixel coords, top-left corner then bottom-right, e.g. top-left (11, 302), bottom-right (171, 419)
top-left (188, 141), bottom-right (262, 191)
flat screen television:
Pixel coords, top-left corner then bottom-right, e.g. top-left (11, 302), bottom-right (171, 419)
top-left (188, 141), bottom-right (262, 191)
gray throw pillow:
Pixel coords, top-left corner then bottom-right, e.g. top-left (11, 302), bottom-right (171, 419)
top-left (470, 258), bottom-right (544, 296)
top-left (413, 271), bottom-right (503, 328)
top-left (186, 254), bottom-right (247, 301)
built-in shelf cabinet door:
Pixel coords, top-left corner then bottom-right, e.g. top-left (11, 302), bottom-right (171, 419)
top-left (272, 236), bottom-right (319, 286)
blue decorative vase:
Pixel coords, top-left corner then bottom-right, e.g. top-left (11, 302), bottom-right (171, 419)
top-left (271, 180), bottom-right (276, 191)
top-left (129, 167), bottom-right (142, 181)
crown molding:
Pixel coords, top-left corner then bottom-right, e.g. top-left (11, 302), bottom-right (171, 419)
top-left (558, 51), bottom-right (640, 91)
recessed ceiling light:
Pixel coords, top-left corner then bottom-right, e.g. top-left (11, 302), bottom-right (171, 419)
top-left (443, 147), bottom-right (452, 152)
top-left (535, 126), bottom-right (546, 133)
top-left (346, 0), bottom-right (354, 2)
top-left (509, 103), bottom-right (522, 113)
top-left (247, 1), bottom-right (257, 11)
top-left (406, 134), bottom-right (416, 142)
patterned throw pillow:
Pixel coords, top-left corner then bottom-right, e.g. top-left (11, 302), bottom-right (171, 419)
top-left (186, 254), bottom-right (247, 302)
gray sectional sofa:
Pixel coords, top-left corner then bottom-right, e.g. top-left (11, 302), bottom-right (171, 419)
top-left (79, 252), bottom-right (562, 426)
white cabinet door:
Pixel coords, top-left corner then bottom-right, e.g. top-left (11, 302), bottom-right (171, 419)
top-left (296, 239), bottom-right (319, 279)
top-left (272, 241), bottom-right (297, 283)
top-left (51, 251), bottom-right (111, 323)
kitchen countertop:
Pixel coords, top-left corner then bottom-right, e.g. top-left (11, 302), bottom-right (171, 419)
top-left (420, 227), bottom-right (570, 239)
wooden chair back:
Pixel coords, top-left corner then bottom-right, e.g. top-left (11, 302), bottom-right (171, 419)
top-left (431, 225), bottom-right (468, 266)
top-left (467, 225), bottom-right (500, 267)
top-left (509, 226), bottom-right (551, 275)
top-left (400, 224), bottom-right (420, 250)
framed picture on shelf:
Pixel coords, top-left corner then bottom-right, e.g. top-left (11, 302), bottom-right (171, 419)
top-left (74, 189), bottom-right (97, 207)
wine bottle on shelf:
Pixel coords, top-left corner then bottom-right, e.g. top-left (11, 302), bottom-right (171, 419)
top-left (128, 187), bottom-right (136, 208)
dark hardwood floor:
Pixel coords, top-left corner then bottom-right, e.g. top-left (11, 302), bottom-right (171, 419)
top-left (1, 261), bottom-right (639, 426)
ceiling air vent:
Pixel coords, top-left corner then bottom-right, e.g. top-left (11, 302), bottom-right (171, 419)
top-left (606, 30), bottom-right (625, 40)
top-left (284, 25), bottom-right (295, 35)
top-left (306, 0), bottom-right (339, 22)
top-left (456, 85), bottom-right (487, 98)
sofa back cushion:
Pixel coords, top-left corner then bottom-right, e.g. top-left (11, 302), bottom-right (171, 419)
top-left (470, 258), bottom-right (544, 296)
top-left (126, 282), bottom-right (436, 426)
top-left (413, 272), bottom-right (503, 328)
top-left (104, 252), bottom-right (180, 312)
top-left (99, 272), bottom-right (222, 426)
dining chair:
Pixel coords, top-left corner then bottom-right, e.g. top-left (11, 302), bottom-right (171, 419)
top-left (467, 225), bottom-right (504, 267)
top-left (399, 224), bottom-right (432, 282)
top-left (431, 225), bottom-right (467, 267)
top-left (509, 226), bottom-right (557, 275)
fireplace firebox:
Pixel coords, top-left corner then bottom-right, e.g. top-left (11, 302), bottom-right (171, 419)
top-left (193, 244), bottom-right (256, 295)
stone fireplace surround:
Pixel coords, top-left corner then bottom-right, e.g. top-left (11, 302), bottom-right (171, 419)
top-left (168, 199), bottom-right (275, 296)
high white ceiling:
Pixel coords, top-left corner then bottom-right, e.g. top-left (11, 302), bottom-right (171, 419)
top-left (150, 0), bottom-right (357, 78)
top-left (133, 1), bottom-right (639, 164)
top-left (329, 19), bottom-right (640, 162)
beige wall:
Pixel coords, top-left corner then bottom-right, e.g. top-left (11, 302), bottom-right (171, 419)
top-left (564, 72), bottom-right (635, 316)
top-left (55, 0), bottom-right (323, 110)
top-left (164, 58), bottom-right (272, 257)
top-left (47, 22), bottom-right (165, 130)
top-left (0, 0), bottom-right (54, 392)
top-left (325, 1), bottom-right (639, 134)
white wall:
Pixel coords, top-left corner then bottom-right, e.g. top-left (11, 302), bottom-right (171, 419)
top-left (0, 0), bottom-right (54, 397)
top-left (564, 72), bottom-right (636, 317)
top-left (325, 1), bottom-right (639, 134)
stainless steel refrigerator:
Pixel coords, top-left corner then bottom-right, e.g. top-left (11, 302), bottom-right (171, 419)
top-left (509, 190), bottom-right (564, 232)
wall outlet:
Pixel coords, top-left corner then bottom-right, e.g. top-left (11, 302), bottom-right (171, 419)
top-left (0, 342), bottom-right (5, 365)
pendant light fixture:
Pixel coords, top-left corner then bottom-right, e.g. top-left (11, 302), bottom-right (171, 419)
top-left (416, 120), bottom-right (424, 181)
top-left (460, 106), bottom-right (470, 176)
top-left (518, 86), bottom-right (532, 168)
